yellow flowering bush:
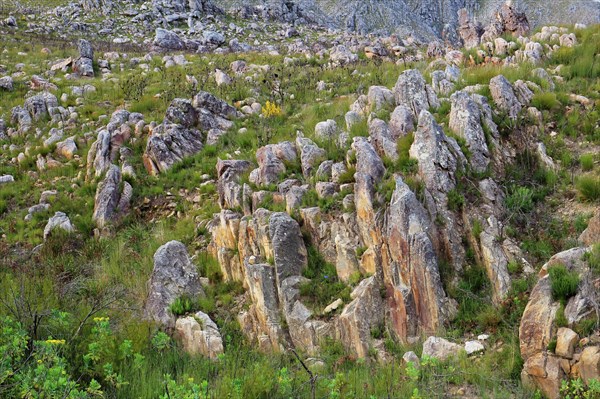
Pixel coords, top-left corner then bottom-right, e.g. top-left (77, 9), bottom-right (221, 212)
top-left (262, 101), bottom-right (282, 118)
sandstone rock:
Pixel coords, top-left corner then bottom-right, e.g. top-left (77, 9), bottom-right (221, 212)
top-left (296, 133), bottom-right (326, 178)
top-left (422, 336), bottom-right (462, 361)
top-left (522, 353), bottom-right (564, 399)
top-left (175, 312), bottom-right (224, 359)
top-left (92, 165), bottom-right (130, 229)
top-left (555, 328), bottom-right (579, 359)
top-left (410, 111), bottom-right (466, 271)
top-left (43, 211), bottom-right (75, 240)
top-left (497, 2), bottom-right (530, 37)
top-left (389, 105), bottom-right (414, 139)
top-left (337, 276), bottom-right (385, 357)
top-left (56, 137), bottom-right (77, 159)
top-left (251, 142), bottom-right (297, 186)
top-left (144, 124), bottom-right (203, 175)
top-left (314, 119), bottom-right (339, 142)
top-left (330, 45), bottom-right (358, 66)
top-left (352, 137), bottom-right (385, 248)
top-left (490, 75), bottom-right (521, 120)
top-left (578, 346), bottom-right (600, 384)
top-left (367, 86), bottom-right (394, 111)
top-left (449, 91), bottom-right (492, 173)
top-left (385, 176), bottom-right (453, 341)
top-left (144, 241), bottom-right (205, 328)
top-left (0, 175), bottom-right (14, 184)
top-left (394, 69), bottom-right (439, 117)
top-left (457, 8), bottom-right (482, 49)
top-left (0, 76), bottom-right (14, 91)
top-left (579, 212), bottom-right (600, 246)
top-left (369, 118), bottom-right (398, 161)
top-left (403, 351), bottom-right (420, 366)
top-left (217, 159), bottom-right (252, 210)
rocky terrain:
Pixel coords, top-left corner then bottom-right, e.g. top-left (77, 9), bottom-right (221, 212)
top-left (0, 0), bottom-right (599, 398)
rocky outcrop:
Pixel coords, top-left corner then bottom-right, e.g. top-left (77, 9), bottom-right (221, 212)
top-left (385, 177), bottom-right (454, 341)
top-left (73, 39), bottom-right (94, 77)
top-left (449, 91), bottom-right (493, 173)
top-left (520, 247), bottom-right (600, 398)
top-left (144, 241), bottom-right (205, 328)
top-left (458, 8), bottom-right (482, 49)
top-left (154, 28), bottom-right (185, 50)
top-left (144, 93), bottom-right (236, 175)
top-left (217, 159), bottom-right (251, 211)
top-left (92, 165), bottom-right (131, 229)
top-left (410, 110), bottom-right (466, 272)
top-left (337, 276), bottom-right (385, 358)
top-left (175, 311), bottom-right (224, 359)
top-left (250, 142), bottom-right (297, 187)
top-left (393, 70), bottom-right (439, 118)
top-left (490, 75), bottom-right (524, 120)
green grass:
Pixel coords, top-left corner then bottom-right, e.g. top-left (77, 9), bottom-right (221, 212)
top-left (576, 174), bottom-right (600, 202)
top-left (580, 153), bottom-right (595, 171)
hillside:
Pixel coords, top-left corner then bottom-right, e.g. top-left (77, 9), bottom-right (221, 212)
top-left (0, 1), bottom-right (599, 398)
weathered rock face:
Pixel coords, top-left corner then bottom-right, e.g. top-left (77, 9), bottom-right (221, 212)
top-left (144, 241), bottom-right (205, 328)
top-left (449, 91), bottom-right (492, 173)
top-left (496, 2), bottom-right (530, 37)
top-left (336, 276), bottom-right (385, 357)
top-left (217, 159), bottom-right (252, 211)
top-left (410, 110), bottom-right (466, 271)
top-left (389, 105), bottom-right (414, 139)
top-left (144, 124), bottom-right (203, 174)
top-left (144, 93), bottom-right (236, 175)
top-left (43, 211), bottom-right (75, 240)
top-left (393, 70), bottom-right (440, 118)
top-left (73, 39), bottom-right (94, 77)
top-left (368, 118), bottom-right (398, 161)
top-left (490, 75), bottom-right (522, 120)
top-left (520, 246), bottom-right (599, 397)
top-left (92, 165), bottom-right (131, 229)
top-left (457, 8), bottom-right (482, 49)
top-left (250, 142), bottom-right (297, 187)
top-left (175, 311), bottom-right (224, 359)
top-left (352, 137), bottom-right (385, 248)
top-left (296, 134), bottom-right (326, 178)
top-left (385, 177), bottom-right (454, 341)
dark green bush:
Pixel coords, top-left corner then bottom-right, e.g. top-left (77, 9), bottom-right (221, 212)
top-left (548, 264), bottom-right (580, 302)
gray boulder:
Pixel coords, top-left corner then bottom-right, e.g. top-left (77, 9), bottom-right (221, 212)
top-left (144, 241), bottom-right (205, 328)
top-left (154, 28), bottom-right (185, 50)
top-left (394, 69), bottom-right (440, 117)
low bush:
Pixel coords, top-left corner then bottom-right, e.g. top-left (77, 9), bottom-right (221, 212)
top-left (576, 174), bottom-right (600, 202)
top-left (548, 264), bottom-right (580, 302)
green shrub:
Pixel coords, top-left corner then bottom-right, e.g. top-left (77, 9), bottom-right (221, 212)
top-left (576, 174), bottom-right (600, 202)
top-left (548, 264), bottom-right (580, 302)
top-left (169, 296), bottom-right (195, 316)
top-left (580, 153), bottom-right (595, 171)
top-left (505, 186), bottom-right (534, 213)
